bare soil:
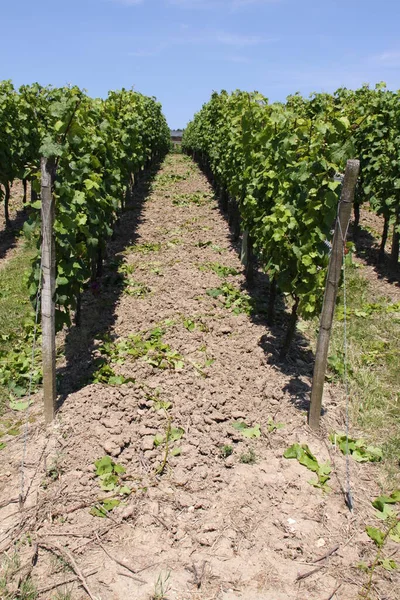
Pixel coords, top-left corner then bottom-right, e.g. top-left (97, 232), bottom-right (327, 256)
top-left (0, 155), bottom-right (398, 600)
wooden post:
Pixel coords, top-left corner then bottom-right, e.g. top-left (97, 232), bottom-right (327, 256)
top-left (41, 157), bottom-right (56, 424)
top-left (308, 159), bottom-right (360, 430)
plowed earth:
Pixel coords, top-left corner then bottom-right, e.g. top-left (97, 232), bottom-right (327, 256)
top-left (0, 155), bottom-right (398, 600)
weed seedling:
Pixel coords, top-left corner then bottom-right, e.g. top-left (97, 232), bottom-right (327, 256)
top-left (330, 432), bottom-right (382, 463)
top-left (90, 456), bottom-right (131, 517)
top-left (359, 490), bottom-right (400, 598)
top-left (232, 421), bottom-right (261, 439)
top-left (221, 445), bottom-right (233, 458)
top-left (283, 443), bottom-right (331, 491)
top-left (240, 448), bottom-right (256, 464)
top-left (267, 416), bottom-right (285, 433)
top-left (207, 283), bottom-right (253, 315)
top-left (199, 262), bottom-right (239, 278)
top-left (152, 571), bottom-right (171, 600)
top-left (153, 401), bottom-right (184, 476)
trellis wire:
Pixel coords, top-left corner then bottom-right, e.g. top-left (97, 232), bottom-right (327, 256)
top-left (337, 216), bottom-right (354, 513)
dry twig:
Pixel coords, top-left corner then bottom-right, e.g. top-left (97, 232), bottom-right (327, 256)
top-left (38, 542), bottom-right (98, 600)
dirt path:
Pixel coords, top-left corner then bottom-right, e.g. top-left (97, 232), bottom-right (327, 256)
top-left (0, 155), bottom-right (398, 600)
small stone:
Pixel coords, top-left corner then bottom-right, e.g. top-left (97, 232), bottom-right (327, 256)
top-left (231, 410), bottom-right (245, 419)
top-left (210, 411), bottom-right (227, 423)
top-left (102, 439), bottom-right (119, 455)
top-left (224, 455), bottom-right (235, 468)
top-left (316, 538), bottom-right (326, 548)
top-left (122, 506), bottom-right (135, 520)
top-left (142, 436), bottom-right (155, 451)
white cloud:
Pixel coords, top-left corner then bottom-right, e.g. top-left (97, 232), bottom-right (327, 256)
top-left (373, 51), bottom-right (400, 67)
top-left (127, 27), bottom-right (273, 58)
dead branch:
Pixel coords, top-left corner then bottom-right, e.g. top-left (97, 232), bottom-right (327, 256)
top-left (324, 583), bottom-right (342, 600)
top-left (312, 544), bottom-right (340, 564)
top-left (117, 571), bottom-right (146, 584)
top-left (37, 568), bottom-right (98, 594)
top-left (296, 564), bottom-right (325, 581)
top-left (38, 542), bottom-right (99, 600)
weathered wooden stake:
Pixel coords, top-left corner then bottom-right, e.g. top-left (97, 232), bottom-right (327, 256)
top-left (41, 157), bottom-right (56, 424)
top-left (308, 159), bottom-right (360, 430)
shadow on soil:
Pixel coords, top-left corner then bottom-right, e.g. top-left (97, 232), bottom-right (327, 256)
top-left (0, 208), bottom-right (27, 261)
top-left (193, 157), bottom-right (317, 414)
top-left (351, 224), bottom-right (400, 289)
top-left (57, 163), bottom-right (161, 407)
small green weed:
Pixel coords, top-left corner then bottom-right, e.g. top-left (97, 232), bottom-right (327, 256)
top-left (199, 262), bottom-right (239, 278)
top-left (266, 416), bottom-right (285, 433)
top-left (153, 401), bottom-right (184, 475)
top-left (359, 490), bottom-right (400, 598)
top-left (52, 590), bottom-right (73, 600)
top-left (0, 323), bottom-right (42, 406)
top-left (118, 262), bottom-right (135, 275)
top-left (92, 363), bottom-right (134, 386)
top-left (0, 552), bottom-right (38, 600)
top-left (128, 242), bottom-right (162, 255)
top-left (94, 327), bottom-right (184, 374)
top-left (172, 191), bottom-right (211, 206)
top-left (283, 443), bottom-right (331, 491)
top-left (123, 279), bottom-right (151, 297)
top-left (232, 421), bottom-right (261, 439)
top-left (240, 448), bottom-right (256, 464)
top-left (207, 283), bottom-right (253, 315)
top-left (330, 432), bottom-right (382, 463)
top-left (182, 316), bottom-right (208, 332)
top-left (196, 240), bottom-right (225, 254)
top-left (152, 571), bottom-right (171, 600)
top-left (221, 445), bottom-right (233, 458)
top-left (90, 456), bottom-right (131, 518)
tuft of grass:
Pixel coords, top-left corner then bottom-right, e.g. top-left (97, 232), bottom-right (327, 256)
top-left (305, 263), bottom-right (400, 485)
top-left (152, 571), bottom-right (171, 600)
top-left (240, 448), bottom-right (256, 464)
top-left (52, 590), bottom-right (72, 600)
top-left (0, 243), bottom-right (36, 415)
top-left (0, 551), bottom-right (38, 600)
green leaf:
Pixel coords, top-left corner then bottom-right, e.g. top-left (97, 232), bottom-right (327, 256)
top-left (170, 427), bottom-right (184, 442)
top-left (241, 424), bottom-right (261, 438)
top-left (9, 400), bottom-right (30, 411)
top-left (113, 463), bottom-right (126, 474)
top-left (154, 433), bottom-right (164, 447)
top-left (380, 558), bottom-right (397, 571)
top-left (366, 526), bottom-right (385, 548)
top-left (94, 456), bottom-right (114, 476)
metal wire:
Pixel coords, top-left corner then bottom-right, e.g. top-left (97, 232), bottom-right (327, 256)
top-left (337, 215), bottom-right (354, 513)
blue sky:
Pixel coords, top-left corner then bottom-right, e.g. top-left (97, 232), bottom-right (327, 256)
top-left (1, 0), bottom-right (399, 128)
